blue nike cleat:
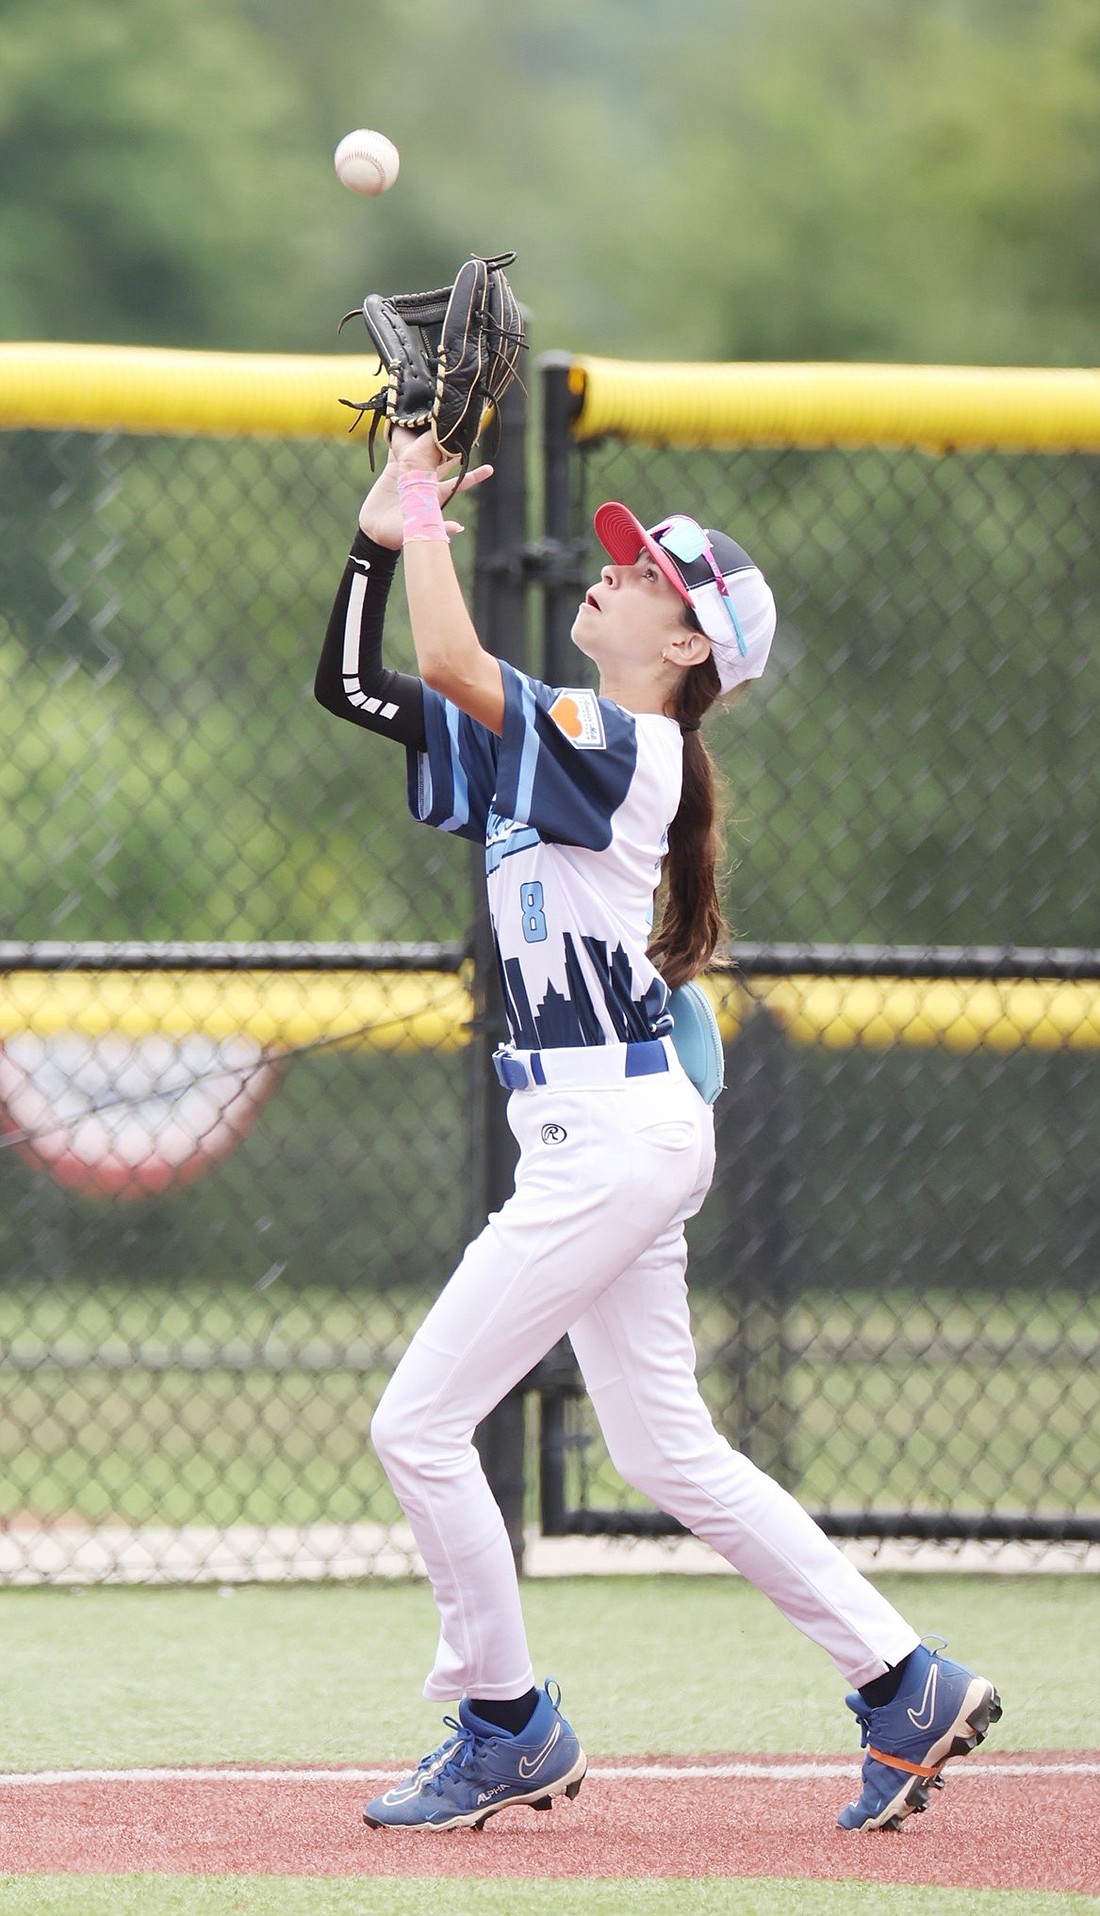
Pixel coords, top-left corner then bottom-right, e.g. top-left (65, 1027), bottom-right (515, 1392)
top-left (838, 1642), bottom-right (1002, 1832)
top-left (364, 1680), bottom-right (587, 1831)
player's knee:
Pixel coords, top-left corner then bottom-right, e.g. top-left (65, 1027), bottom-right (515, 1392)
top-left (599, 1431), bottom-right (665, 1507)
top-left (602, 1421), bottom-right (730, 1514)
top-left (370, 1386), bottom-right (414, 1473)
top-left (371, 1381), bottom-right (460, 1480)
top-left (614, 1459), bottom-right (670, 1508)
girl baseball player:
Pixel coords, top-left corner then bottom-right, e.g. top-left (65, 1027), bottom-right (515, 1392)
top-left (314, 428), bottom-right (1000, 1834)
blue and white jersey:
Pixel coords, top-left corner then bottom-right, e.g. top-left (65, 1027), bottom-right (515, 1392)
top-left (407, 662), bottom-right (683, 1049)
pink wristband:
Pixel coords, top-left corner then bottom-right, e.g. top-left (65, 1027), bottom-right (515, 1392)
top-left (398, 470), bottom-right (449, 544)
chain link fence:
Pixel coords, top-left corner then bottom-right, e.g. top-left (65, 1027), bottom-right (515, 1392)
top-left (0, 416), bottom-right (485, 1582)
top-left (0, 351), bottom-right (1096, 1583)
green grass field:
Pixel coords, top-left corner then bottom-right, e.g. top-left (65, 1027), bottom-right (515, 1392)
top-left (2, 1574), bottom-right (1099, 1913)
top-left (3, 1574), bottom-right (1095, 1765)
top-left (1, 1880), bottom-right (1092, 1916)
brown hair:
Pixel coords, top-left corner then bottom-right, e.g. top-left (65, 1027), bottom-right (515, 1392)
top-left (646, 634), bottom-right (729, 991)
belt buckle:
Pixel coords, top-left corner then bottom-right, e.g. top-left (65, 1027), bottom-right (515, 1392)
top-left (493, 1048), bottom-right (529, 1091)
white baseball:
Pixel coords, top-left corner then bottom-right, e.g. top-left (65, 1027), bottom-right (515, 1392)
top-left (334, 129), bottom-right (400, 197)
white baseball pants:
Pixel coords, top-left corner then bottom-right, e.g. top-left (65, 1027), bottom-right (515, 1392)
top-left (371, 1039), bottom-right (920, 1701)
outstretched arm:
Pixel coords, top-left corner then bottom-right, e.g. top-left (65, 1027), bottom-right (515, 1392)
top-left (314, 439), bottom-right (493, 746)
top-left (391, 428), bottom-right (506, 736)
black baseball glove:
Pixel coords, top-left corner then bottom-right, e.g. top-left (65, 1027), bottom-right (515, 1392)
top-left (339, 251), bottom-right (525, 471)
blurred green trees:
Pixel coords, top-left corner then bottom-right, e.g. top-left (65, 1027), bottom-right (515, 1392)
top-left (0, 0), bottom-right (317, 349)
top-left (1, 0), bottom-right (1096, 944)
top-left (1, 0), bottom-right (1096, 363)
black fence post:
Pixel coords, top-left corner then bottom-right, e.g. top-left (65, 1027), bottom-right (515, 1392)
top-left (534, 1336), bottom-right (587, 1536)
top-left (539, 354), bottom-right (587, 686)
top-left (469, 376), bottom-right (530, 1569)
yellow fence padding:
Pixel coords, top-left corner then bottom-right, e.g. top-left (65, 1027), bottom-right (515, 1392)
top-left (565, 357), bottom-right (1100, 454)
top-left (709, 975), bottom-right (1100, 1053)
top-left (0, 970), bottom-right (1097, 1055)
top-left (0, 971), bottom-right (474, 1055)
top-left (0, 343), bottom-right (386, 441)
top-left (3, 344), bottom-right (1099, 453)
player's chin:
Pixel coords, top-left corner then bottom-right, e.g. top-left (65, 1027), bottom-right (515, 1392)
top-left (571, 601), bottom-right (598, 648)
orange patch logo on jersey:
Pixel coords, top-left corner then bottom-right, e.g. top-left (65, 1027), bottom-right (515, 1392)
top-left (549, 690), bottom-right (607, 749)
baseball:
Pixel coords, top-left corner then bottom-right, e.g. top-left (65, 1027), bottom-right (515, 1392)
top-left (334, 128), bottom-right (400, 196)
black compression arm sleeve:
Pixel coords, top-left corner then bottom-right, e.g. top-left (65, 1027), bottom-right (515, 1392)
top-left (313, 530), bottom-right (427, 750)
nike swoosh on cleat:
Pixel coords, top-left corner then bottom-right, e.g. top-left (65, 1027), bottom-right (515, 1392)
top-left (906, 1662), bottom-right (939, 1734)
top-left (517, 1720), bottom-right (562, 1778)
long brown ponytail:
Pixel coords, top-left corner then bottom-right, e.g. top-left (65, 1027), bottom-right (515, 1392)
top-left (646, 642), bottom-right (728, 990)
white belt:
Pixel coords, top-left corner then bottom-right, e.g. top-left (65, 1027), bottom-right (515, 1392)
top-left (492, 1037), bottom-right (673, 1091)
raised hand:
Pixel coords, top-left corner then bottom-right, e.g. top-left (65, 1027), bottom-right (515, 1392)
top-left (358, 430), bottom-right (493, 548)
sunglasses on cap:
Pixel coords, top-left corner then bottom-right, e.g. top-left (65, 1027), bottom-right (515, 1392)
top-left (649, 516), bottom-right (749, 659)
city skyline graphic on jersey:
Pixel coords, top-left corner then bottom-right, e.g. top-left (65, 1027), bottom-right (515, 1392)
top-left (500, 934), bottom-right (670, 1049)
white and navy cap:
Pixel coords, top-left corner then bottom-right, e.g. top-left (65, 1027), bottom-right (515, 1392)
top-left (594, 501), bottom-right (776, 693)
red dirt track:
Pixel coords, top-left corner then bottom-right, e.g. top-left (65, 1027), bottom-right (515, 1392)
top-left (2, 1755), bottom-right (1097, 1893)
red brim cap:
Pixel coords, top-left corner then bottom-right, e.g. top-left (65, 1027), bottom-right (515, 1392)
top-left (593, 501), bottom-right (694, 607)
top-left (593, 499), bottom-right (777, 693)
